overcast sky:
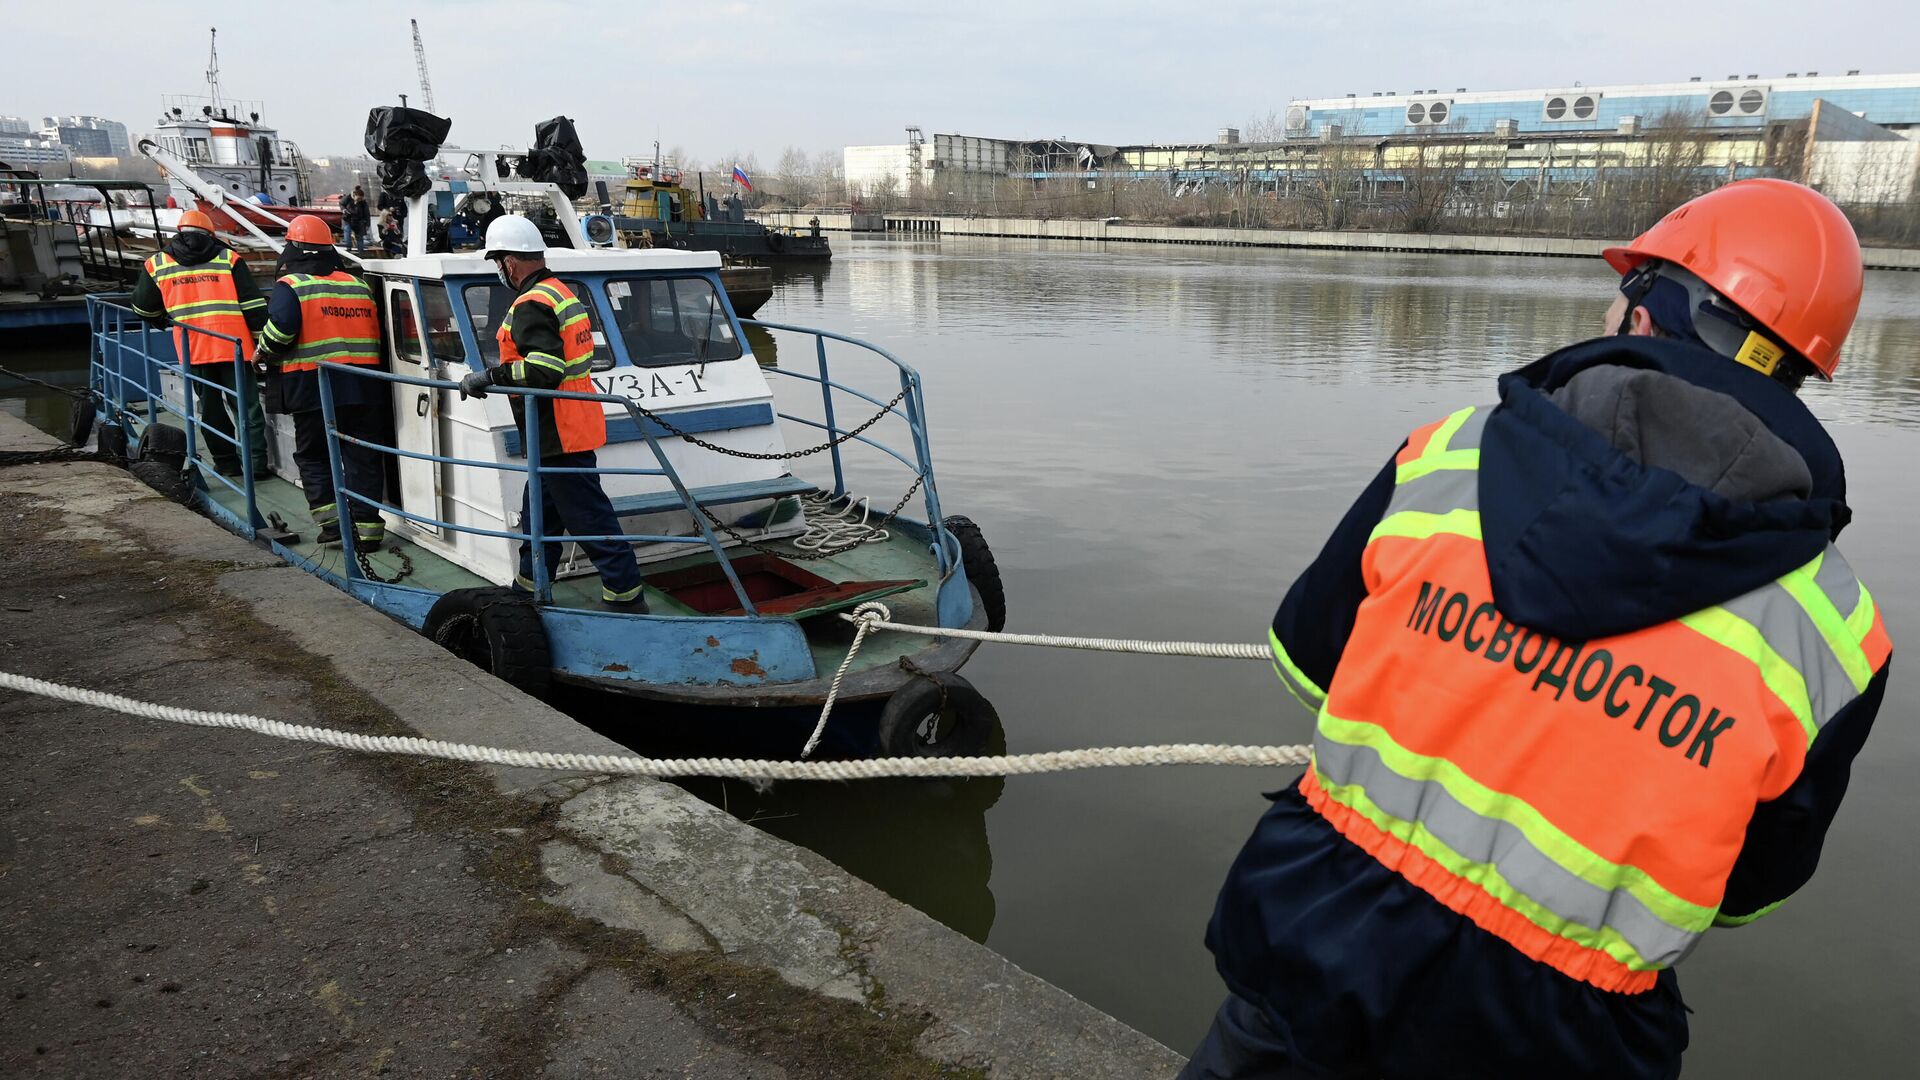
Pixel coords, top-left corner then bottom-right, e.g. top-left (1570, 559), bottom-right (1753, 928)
top-left (9, 0), bottom-right (1915, 167)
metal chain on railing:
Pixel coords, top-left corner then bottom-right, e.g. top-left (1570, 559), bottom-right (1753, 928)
top-left (635, 383), bottom-right (912, 462)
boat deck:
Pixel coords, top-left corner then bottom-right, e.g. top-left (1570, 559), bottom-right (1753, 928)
top-left (189, 443), bottom-right (949, 688)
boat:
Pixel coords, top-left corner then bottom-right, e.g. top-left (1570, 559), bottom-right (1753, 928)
top-left (615, 163), bottom-right (832, 263)
top-left (137, 29), bottom-right (335, 238)
top-left (78, 129), bottom-right (1004, 756)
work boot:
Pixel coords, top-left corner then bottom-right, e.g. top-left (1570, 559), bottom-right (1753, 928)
top-left (316, 522), bottom-right (342, 547)
top-left (354, 521), bottom-right (387, 548)
top-left (600, 585), bottom-right (649, 614)
top-left (212, 458), bottom-right (245, 478)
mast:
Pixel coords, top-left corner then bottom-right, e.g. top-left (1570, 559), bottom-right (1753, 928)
top-left (205, 28), bottom-right (222, 114)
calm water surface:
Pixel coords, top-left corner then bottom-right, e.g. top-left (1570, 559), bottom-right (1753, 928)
top-left (5, 238), bottom-right (1916, 1074)
top-left (739, 238), bottom-right (1920, 1075)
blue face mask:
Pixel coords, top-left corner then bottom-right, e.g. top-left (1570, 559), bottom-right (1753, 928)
top-left (493, 258), bottom-right (515, 290)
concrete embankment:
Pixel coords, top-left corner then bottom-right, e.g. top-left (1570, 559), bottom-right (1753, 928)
top-left (754, 210), bottom-right (1920, 270)
top-left (0, 413), bottom-right (1186, 1078)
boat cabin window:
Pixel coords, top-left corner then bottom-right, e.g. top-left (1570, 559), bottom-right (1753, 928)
top-left (389, 288), bottom-right (423, 363)
top-left (461, 279), bottom-right (614, 372)
top-left (606, 276), bottom-right (742, 368)
top-left (419, 282), bottom-right (462, 366)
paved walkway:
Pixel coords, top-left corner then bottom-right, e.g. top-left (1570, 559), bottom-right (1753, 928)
top-left (0, 415), bottom-right (1185, 1079)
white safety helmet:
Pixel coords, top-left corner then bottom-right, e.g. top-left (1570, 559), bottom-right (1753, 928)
top-left (482, 214), bottom-right (546, 258)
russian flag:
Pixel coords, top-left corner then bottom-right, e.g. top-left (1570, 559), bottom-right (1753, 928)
top-left (732, 164), bottom-right (753, 192)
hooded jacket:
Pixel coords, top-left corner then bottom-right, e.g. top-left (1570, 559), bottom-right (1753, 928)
top-left (128, 229), bottom-right (267, 335)
top-left (253, 245), bottom-right (383, 413)
top-left (1207, 337), bottom-right (1888, 1079)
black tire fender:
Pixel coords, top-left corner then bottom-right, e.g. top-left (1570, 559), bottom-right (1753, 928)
top-left (422, 586), bottom-right (552, 697)
top-left (68, 396), bottom-right (96, 447)
top-left (135, 421), bottom-right (188, 468)
top-left (129, 458), bottom-right (191, 503)
top-left (878, 672), bottom-right (1000, 759)
top-left (941, 515), bottom-right (1006, 632)
top-left (96, 418), bottom-right (130, 463)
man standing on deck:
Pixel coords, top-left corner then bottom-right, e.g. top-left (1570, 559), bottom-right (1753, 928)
top-left (252, 215), bottom-right (388, 548)
top-left (129, 209), bottom-right (270, 476)
top-left (456, 215), bottom-right (646, 611)
top-left (1187, 179), bottom-right (1892, 1079)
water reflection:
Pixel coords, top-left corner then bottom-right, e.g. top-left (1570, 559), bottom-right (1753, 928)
top-left (549, 686), bottom-right (1005, 944)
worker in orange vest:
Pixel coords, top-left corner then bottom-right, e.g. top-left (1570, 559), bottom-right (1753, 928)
top-left (253, 215), bottom-right (389, 548)
top-left (1188, 180), bottom-right (1891, 1079)
top-left (129, 209), bottom-right (270, 475)
top-left (457, 216), bottom-right (646, 610)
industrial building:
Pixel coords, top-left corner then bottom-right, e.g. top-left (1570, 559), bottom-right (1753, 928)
top-left (38, 115), bottom-right (132, 158)
top-left (845, 71), bottom-right (1920, 206)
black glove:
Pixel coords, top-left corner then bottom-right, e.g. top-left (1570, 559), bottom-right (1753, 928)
top-left (458, 369), bottom-right (494, 399)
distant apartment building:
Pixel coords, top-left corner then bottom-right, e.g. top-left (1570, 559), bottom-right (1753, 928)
top-left (40, 115), bottom-right (132, 158)
top-left (0, 133), bottom-right (72, 168)
top-left (0, 116), bottom-right (32, 136)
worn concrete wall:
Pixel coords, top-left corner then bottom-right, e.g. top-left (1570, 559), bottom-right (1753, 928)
top-left (754, 210), bottom-right (1920, 269)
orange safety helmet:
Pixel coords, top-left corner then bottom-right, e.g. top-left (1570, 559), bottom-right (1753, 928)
top-left (286, 214), bottom-right (334, 246)
top-left (177, 209), bottom-right (214, 233)
top-left (1602, 179), bottom-right (1862, 379)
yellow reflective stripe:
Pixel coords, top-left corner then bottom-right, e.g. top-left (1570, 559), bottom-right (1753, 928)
top-left (1269, 627), bottom-right (1326, 710)
top-left (1315, 772), bottom-right (1660, 971)
top-left (1396, 407), bottom-right (1481, 483)
top-left (521, 353), bottom-right (567, 373)
top-left (1678, 606), bottom-right (1818, 744)
top-left (1779, 563), bottom-right (1873, 692)
top-left (1368, 508), bottom-right (1482, 544)
top-left (557, 310), bottom-right (590, 332)
top-left (290, 288), bottom-right (371, 301)
top-left (1713, 897), bottom-right (1788, 927)
top-left (131, 303), bottom-right (164, 317)
top-left (262, 322), bottom-right (297, 344)
top-left (295, 335), bottom-right (380, 349)
top-left (239, 297), bottom-right (267, 309)
top-left (1316, 711), bottom-right (1716, 932)
top-left (1847, 584), bottom-right (1878, 646)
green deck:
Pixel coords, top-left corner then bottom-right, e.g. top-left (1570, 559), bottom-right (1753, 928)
top-left (188, 441), bottom-right (947, 682)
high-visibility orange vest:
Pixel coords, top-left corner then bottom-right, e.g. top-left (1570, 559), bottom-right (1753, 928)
top-left (1282, 405), bottom-right (1892, 994)
top-left (268, 271), bottom-right (380, 373)
top-left (144, 249), bottom-right (256, 365)
top-left (496, 278), bottom-right (604, 454)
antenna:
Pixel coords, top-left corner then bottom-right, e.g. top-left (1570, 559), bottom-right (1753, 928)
top-left (411, 19), bottom-right (436, 115)
top-left (205, 27), bottom-right (222, 111)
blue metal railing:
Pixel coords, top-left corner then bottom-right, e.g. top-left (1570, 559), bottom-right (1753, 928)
top-left (745, 320), bottom-right (954, 574)
top-left (85, 295), bottom-right (954, 619)
top-left (87, 298), bottom-right (266, 532)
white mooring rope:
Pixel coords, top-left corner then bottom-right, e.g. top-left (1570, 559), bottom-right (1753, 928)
top-left (792, 602), bottom-right (1273, 758)
top-left (0, 670), bottom-right (1312, 780)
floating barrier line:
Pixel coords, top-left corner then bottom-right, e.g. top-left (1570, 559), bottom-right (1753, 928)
top-left (0, 670), bottom-right (1312, 779)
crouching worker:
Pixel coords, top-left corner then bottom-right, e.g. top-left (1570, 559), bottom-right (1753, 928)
top-left (254, 215), bottom-right (389, 547)
top-left (458, 215), bottom-right (647, 611)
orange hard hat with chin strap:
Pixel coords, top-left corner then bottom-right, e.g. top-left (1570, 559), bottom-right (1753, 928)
top-left (285, 214), bottom-right (334, 246)
top-left (1602, 179), bottom-right (1862, 379)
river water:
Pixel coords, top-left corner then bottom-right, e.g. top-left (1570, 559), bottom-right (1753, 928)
top-left (6, 237), bottom-right (1917, 1074)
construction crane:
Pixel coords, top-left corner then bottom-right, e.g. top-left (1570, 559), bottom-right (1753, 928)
top-left (410, 19), bottom-right (436, 115)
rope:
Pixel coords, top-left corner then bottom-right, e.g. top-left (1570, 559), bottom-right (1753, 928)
top-left (0, 670), bottom-right (1312, 779)
top-left (836, 602), bottom-right (1270, 660)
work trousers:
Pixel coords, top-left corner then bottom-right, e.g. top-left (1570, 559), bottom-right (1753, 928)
top-left (194, 361), bottom-right (269, 470)
top-left (516, 451), bottom-right (644, 601)
top-left (1179, 994), bottom-right (1312, 1080)
top-left (292, 406), bottom-right (386, 530)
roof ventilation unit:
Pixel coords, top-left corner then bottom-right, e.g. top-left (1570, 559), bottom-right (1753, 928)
top-left (1404, 98), bottom-right (1453, 127)
top-left (1543, 92), bottom-right (1600, 121)
top-left (1493, 118), bottom-right (1519, 138)
top-left (1708, 86), bottom-right (1769, 116)
top-left (1285, 105), bottom-right (1310, 132)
